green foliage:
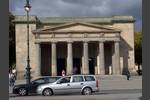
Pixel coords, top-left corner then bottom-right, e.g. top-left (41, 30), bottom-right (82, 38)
top-left (134, 32), bottom-right (142, 65)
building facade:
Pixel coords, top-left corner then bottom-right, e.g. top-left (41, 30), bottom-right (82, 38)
top-left (14, 16), bottom-right (136, 79)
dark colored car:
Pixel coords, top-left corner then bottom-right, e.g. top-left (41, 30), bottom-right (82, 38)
top-left (12, 76), bottom-right (61, 96)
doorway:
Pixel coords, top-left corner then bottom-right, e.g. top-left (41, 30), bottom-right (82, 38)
top-left (73, 58), bottom-right (81, 74)
top-left (57, 58), bottom-right (66, 76)
top-left (89, 57), bottom-right (95, 74)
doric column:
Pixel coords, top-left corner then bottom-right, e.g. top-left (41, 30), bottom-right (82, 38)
top-left (98, 41), bottom-right (105, 74)
top-left (82, 41), bottom-right (89, 74)
top-left (51, 42), bottom-right (57, 76)
top-left (113, 41), bottom-right (120, 74)
top-left (35, 43), bottom-right (41, 76)
top-left (67, 42), bottom-right (73, 75)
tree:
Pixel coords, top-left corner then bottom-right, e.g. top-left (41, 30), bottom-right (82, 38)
top-left (9, 12), bottom-right (16, 70)
top-left (134, 32), bottom-right (142, 72)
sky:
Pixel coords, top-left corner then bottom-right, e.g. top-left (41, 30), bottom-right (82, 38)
top-left (9, 0), bottom-right (142, 32)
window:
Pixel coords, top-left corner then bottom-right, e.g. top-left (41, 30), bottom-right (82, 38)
top-left (47, 77), bottom-right (61, 83)
top-left (32, 78), bottom-right (45, 84)
top-left (84, 76), bottom-right (95, 81)
top-left (59, 77), bottom-right (71, 83)
top-left (72, 76), bottom-right (84, 82)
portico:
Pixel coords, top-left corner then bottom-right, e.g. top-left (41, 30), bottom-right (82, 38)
top-left (33, 22), bottom-right (121, 76)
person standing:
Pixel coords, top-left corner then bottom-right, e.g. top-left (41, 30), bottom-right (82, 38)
top-left (62, 70), bottom-right (66, 76)
top-left (12, 68), bottom-right (17, 80)
top-left (73, 67), bottom-right (77, 74)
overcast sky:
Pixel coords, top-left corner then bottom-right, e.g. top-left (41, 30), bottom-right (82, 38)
top-left (9, 0), bottom-right (142, 32)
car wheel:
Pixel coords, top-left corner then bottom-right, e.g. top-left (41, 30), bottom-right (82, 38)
top-left (18, 88), bottom-right (27, 96)
top-left (82, 87), bottom-right (92, 95)
top-left (43, 88), bottom-right (53, 96)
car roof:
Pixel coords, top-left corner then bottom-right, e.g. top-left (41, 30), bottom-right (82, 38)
top-left (32, 76), bottom-right (62, 80)
top-left (63, 74), bottom-right (95, 77)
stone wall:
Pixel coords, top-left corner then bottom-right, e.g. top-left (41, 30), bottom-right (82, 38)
top-left (15, 23), bottom-right (38, 79)
top-left (112, 23), bottom-right (136, 75)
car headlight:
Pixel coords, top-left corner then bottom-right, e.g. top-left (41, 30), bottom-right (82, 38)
top-left (37, 86), bottom-right (42, 91)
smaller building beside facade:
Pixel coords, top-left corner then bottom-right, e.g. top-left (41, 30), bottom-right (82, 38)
top-left (13, 15), bottom-right (137, 79)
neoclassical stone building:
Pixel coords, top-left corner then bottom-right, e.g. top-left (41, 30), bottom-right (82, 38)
top-left (13, 15), bottom-right (136, 79)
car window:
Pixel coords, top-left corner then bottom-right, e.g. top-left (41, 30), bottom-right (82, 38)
top-left (59, 77), bottom-right (71, 83)
top-left (47, 77), bottom-right (61, 83)
top-left (32, 78), bottom-right (45, 84)
top-left (72, 76), bottom-right (84, 82)
top-left (84, 76), bottom-right (95, 81)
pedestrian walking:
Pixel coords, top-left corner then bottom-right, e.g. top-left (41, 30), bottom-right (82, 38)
top-left (12, 68), bottom-right (17, 80)
top-left (9, 72), bottom-right (11, 86)
top-left (126, 70), bottom-right (130, 80)
top-left (9, 73), bottom-right (15, 87)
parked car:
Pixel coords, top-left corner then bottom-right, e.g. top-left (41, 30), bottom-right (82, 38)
top-left (37, 74), bottom-right (99, 96)
top-left (12, 76), bottom-right (61, 96)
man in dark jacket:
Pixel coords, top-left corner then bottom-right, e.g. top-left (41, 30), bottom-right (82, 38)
top-left (126, 70), bottom-right (130, 80)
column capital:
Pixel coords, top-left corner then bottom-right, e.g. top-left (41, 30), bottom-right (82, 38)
top-left (99, 33), bottom-right (105, 37)
top-left (114, 40), bottom-right (120, 43)
top-left (98, 40), bottom-right (105, 43)
top-left (67, 40), bottom-right (73, 43)
top-left (98, 38), bottom-right (105, 42)
top-left (114, 38), bottom-right (120, 42)
top-left (51, 41), bottom-right (57, 44)
top-left (83, 40), bottom-right (89, 43)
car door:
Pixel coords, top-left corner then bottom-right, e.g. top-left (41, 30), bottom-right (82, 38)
top-left (53, 76), bottom-right (71, 94)
top-left (69, 76), bottom-right (84, 93)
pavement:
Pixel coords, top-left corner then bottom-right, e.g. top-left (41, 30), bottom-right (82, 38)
top-left (9, 75), bottom-right (142, 100)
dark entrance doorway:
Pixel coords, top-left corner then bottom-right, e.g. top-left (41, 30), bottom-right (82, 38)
top-left (57, 58), bottom-right (66, 76)
top-left (73, 58), bottom-right (81, 74)
top-left (41, 44), bottom-right (51, 76)
top-left (89, 57), bottom-right (95, 74)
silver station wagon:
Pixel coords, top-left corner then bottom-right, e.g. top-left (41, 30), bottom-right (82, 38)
top-left (37, 75), bottom-right (99, 96)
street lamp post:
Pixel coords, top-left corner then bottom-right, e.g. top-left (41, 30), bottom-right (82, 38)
top-left (24, 0), bottom-right (31, 85)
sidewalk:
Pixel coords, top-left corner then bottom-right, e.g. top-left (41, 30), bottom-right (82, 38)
top-left (95, 75), bottom-right (142, 80)
top-left (14, 75), bottom-right (142, 84)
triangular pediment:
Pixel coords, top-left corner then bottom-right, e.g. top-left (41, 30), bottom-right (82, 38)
top-left (33, 22), bottom-right (121, 33)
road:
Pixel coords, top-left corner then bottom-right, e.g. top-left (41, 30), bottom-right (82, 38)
top-left (9, 76), bottom-right (142, 100)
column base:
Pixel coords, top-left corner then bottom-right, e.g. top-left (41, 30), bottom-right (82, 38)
top-left (129, 69), bottom-right (138, 76)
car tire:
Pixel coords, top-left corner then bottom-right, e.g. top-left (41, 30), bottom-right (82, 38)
top-left (43, 88), bottom-right (53, 96)
top-left (82, 87), bottom-right (92, 95)
top-left (18, 88), bottom-right (27, 96)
